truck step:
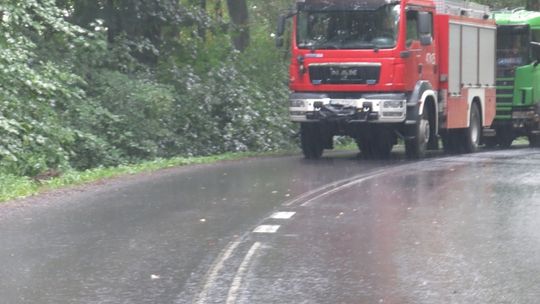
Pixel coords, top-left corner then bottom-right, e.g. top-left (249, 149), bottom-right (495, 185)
top-left (483, 128), bottom-right (496, 137)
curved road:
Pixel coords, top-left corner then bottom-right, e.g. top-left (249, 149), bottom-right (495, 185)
top-left (1, 148), bottom-right (540, 303)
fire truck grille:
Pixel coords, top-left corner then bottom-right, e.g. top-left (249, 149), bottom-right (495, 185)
top-left (309, 65), bottom-right (381, 85)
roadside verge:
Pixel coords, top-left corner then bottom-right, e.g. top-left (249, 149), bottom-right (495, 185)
top-left (0, 150), bottom-right (297, 203)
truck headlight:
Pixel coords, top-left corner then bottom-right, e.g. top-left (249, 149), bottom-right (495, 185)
top-left (290, 99), bottom-right (306, 108)
top-left (382, 100), bottom-right (405, 109)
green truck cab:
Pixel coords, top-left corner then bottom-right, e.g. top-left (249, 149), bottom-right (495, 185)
top-left (491, 9), bottom-right (540, 147)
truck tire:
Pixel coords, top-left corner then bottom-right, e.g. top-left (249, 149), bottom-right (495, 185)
top-left (300, 123), bottom-right (324, 159)
top-left (375, 129), bottom-right (395, 159)
top-left (462, 104), bottom-right (481, 153)
top-left (376, 139), bottom-right (393, 159)
top-left (357, 138), bottom-right (393, 159)
top-left (356, 139), bottom-right (375, 159)
top-left (484, 137), bottom-right (498, 148)
top-left (497, 128), bottom-right (514, 148)
top-left (405, 110), bottom-right (429, 159)
top-left (442, 130), bottom-right (460, 154)
top-left (529, 133), bottom-right (540, 148)
top-left (357, 127), bottom-right (395, 159)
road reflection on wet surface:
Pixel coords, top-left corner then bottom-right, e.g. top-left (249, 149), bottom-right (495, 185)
top-left (188, 150), bottom-right (540, 304)
top-left (1, 149), bottom-right (540, 303)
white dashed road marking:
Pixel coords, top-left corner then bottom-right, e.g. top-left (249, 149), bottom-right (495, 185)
top-left (253, 225), bottom-right (280, 233)
top-left (270, 212), bottom-right (296, 219)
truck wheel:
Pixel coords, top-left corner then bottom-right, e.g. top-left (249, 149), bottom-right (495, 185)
top-left (357, 130), bottom-right (394, 159)
top-left (529, 133), bottom-right (540, 148)
top-left (442, 131), bottom-right (460, 154)
top-left (405, 110), bottom-right (429, 159)
top-left (484, 137), bottom-right (498, 148)
top-left (357, 139), bottom-right (393, 159)
top-left (300, 123), bottom-right (324, 159)
top-left (462, 104), bottom-right (481, 153)
top-left (376, 139), bottom-right (393, 159)
top-left (497, 129), bottom-right (514, 148)
top-left (356, 139), bottom-right (374, 159)
top-left (374, 131), bottom-right (395, 159)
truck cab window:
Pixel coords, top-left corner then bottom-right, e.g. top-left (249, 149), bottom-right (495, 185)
top-left (496, 26), bottom-right (531, 77)
top-left (533, 29), bottom-right (540, 44)
top-left (533, 30), bottom-right (540, 61)
top-left (407, 10), bottom-right (433, 47)
top-left (406, 10), bottom-right (419, 47)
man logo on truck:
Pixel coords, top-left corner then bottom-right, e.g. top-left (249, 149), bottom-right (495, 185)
top-left (330, 68), bottom-right (358, 78)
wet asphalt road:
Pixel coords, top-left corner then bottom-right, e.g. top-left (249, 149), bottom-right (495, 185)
top-left (1, 148), bottom-right (540, 303)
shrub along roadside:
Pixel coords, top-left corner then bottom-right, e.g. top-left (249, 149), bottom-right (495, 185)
top-left (0, 140), bottom-right (362, 204)
top-left (0, 149), bottom-right (298, 203)
top-left (1, 1), bottom-right (296, 179)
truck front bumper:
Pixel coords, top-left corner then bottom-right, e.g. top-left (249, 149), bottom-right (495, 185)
top-left (511, 106), bottom-right (540, 128)
top-left (511, 109), bottom-right (536, 120)
top-left (289, 93), bottom-right (407, 124)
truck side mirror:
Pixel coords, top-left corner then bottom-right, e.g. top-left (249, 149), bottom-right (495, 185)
top-left (532, 41), bottom-right (540, 66)
top-left (276, 37), bottom-right (284, 48)
top-left (276, 15), bottom-right (287, 48)
top-left (276, 11), bottom-right (296, 48)
top-left (420, 35), bottom-right (432, 46)
top-left (418, 12), bottom-right (433, 46)
top-left (277, 15), bottom-right (287, 37)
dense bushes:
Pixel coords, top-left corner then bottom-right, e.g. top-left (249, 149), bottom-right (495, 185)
top-left (0, 0), bottom-right (87, 176)
top-left (0, 0), bottom-right (294, 177)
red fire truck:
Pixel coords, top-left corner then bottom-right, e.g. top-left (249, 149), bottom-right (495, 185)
top-left (276, 0), bottom-right (497, 159)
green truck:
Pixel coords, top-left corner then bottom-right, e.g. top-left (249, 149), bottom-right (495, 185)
top-left (490, 9), bottom-right (540, 147)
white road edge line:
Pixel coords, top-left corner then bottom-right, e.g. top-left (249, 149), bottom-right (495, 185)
top-left (226, 242), bottom-right (262, 304)
top-left (300, 174), bottom-right (384, 207)
top-left (282, 169), bottom-right (387, 207)
top-left (196, 240), bottom-right (241, 304)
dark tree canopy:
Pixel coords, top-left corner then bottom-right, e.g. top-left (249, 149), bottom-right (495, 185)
top-left (527, 0), bottom-right (540, 11)
top-left (475, 0), bottom-right (538, 10)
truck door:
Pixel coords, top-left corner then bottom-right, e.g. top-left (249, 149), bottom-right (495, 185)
top-left (404, 9), bottom-right (437, 89)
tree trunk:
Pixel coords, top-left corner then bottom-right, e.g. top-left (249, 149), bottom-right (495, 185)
top-left (104, 0), bottom-right (119, 43)
top-left (527, 0), bottom-right (540, 11)
top-left (226, 0), bottom-right (250, 51)
top-left (214, 0), bottom-right (224, 19)
top-left (199, 0), bottom-right (207, 39)
top-left (71, 0), bottom-right (101, 27)
top-left (189, 0), bottom-right (208, 39)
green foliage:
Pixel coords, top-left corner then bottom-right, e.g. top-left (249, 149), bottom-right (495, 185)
top-left (0, 174), bottom-right (38, 202)
top-left (0, 0), bottom-right (87, 176)
top-left (475, 0), bottom-right (526, 9)
top-left (0, 0), bottom-right (294, 180)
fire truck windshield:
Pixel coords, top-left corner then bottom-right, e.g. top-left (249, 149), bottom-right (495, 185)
top-left (296, 4), bottom-right (400, 50)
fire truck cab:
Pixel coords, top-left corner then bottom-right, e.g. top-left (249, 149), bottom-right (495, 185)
top-left (277, 0), bottom-right (497, 159)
